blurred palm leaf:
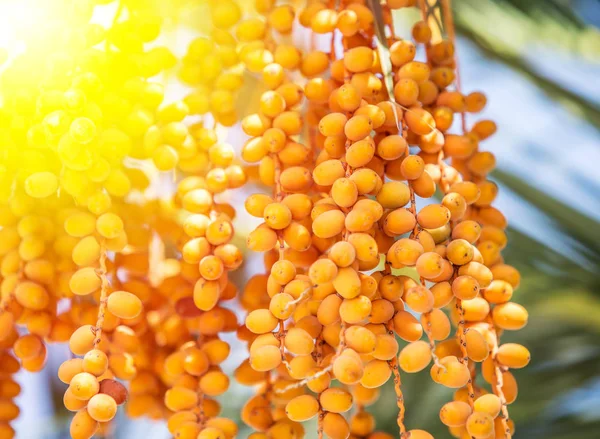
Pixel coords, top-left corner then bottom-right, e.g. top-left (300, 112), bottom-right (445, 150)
top-left (453, 0), bottom-right (600, 130)
top-left (454, 0), bottom-right (600, 57)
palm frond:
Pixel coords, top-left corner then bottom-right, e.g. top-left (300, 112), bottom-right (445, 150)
top-left (454, 0), bottom-right (600, 130)
top-left (494, 169), bottom-right (600, 266)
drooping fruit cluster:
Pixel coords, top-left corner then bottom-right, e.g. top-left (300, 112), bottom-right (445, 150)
top-left (0, 338), bottom-right (20, 438)
top-left (160, 149), bottom-right (244, 438)
top-left (0, 0), bottom-right (249, 438)
top-left (0, 0), bottom-right (528, 438)
top-left (234, 0), bottom-right (528, 439)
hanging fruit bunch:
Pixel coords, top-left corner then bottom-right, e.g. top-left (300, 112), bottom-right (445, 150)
top-left (0, 0), bottom-right (527, 438)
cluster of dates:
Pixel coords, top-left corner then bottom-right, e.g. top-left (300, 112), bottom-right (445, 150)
top-left (0, 1), bottom-right (527, 439)
top-left (237, 1), bottom-right (527, 439)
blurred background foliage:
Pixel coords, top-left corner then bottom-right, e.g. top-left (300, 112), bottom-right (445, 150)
top-left (8, 0), bottom-right (600, 437)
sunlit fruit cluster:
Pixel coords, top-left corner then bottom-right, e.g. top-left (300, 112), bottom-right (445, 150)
top-left (0, 0), bottom-right (527, 438)
top-left (237, 0), bottom-right (527, 438)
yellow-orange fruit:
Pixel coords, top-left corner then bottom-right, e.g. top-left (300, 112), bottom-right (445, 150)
top-left (250, 345), bottom-right (282, 372)
top-left (349, 168), bottom-right (381, 195)
top-left (69, 372), bottom-right (99, 401)
top-left (312, 209), bottom-right (345, 238)
top-left (199, 370), bottom-right (229, 396)
top-left (82, 350), bottom-right (109, 377)
top-left (246, 309), bottom-right (279, 334)
top-left (415, 252), bottom-right (444, 280)
top-left (59, 358), bottom-right (84, 384)
top-left (423, 309), bottom-right (451, 340)
top-left (440, 401), bottom-right (472, 427)
top-left (344, 47), bottom-right (374, 73)
top-left (319, 388), bottom-right (353, 413)
top-left (322, 412), bottom-right (350, 439)
top-left (393, 310), bottom-right (423, 342)
top-left (430, 356), bottom-right (470, 388)
top-left (319, 113), bottom-right (348, 137)
top-left (431, 281), bottom-right (453, 308)
top-left (452, 275), bottom-right (479, 300)
top-left (280, 166), bottom-right (313, 192)
top-left (164, 387), bottom-right (198, 412)
top-left (288, 355), bottom-right (318, 380)
top-left (64, 387), bottom-right (87, 412)
top-left (491, 264), bottom-right (521, 289)
top-left (344, 326), bottom-right (376, 354)
top-left (387, 238), bottom-right (423, 268)
top-left (13, 334), bottom-right (43, 360)
top-left (331, 178), bottom-right (358, 208)
top-left (370, 299), bottom-right (394, 323)
top-left (404, 286), bottom-right (434, 313)
top-left (333, 267), bottom-right (362, 299)
top-left (14, 281), bottom-right (49, 310)
top-left (317, 294), bottom-right (342, 326)
top-left (372, 334), bottom-right (399, 361)
top-left (492, 302), bottom-right (528, 330)
top-left (271, 259), bottom-right (297, 285)
top-left (70, 409), bottom-right (98, 439)
top-left (339, 295), bottom-right (372, 324)
top-left (247, 225), bottom-right (278, 252)
top-left (263, 203), bottom-right (292, 230)
top-left (285, 395), bottom-right (319, 422)
top-left (376, 181), bottom-right (410, 209)
top-left (394, 78), bottom-right (419, 106)
top-left (333, 351), bottom-right (364, 385)
top-left (461, 297), bottom-right (491, 322)
top-left (405, 107), bottom-right (435, 135)
top-left (107, 291), bottom-right (142, 320)
top-left (69, 267), bottom-right (102, 296)
top-left (360, 360), bottom-right (391, 388)
top-left (377, 135), bottom-right (407, 161)
top-left (283, 222), bottom-right (311, 252)
top-left (501, 371), bottom-right (519, 404)
top-left (347, 233), bottom-right (378, 262)
top-left (87, 394), bottom-right (117, 422)
top-left (346, 139), bottom-right (375, 168)
top-left (400, 155), bottom-right (425, 180)
top-left (474, 394), bottom-right (502, 418)
top-left (194, 280), bottom-right (221, 311)
top-left (496, 343), bottom-right (531, 369)
top-left (284, 327), bottom-right (314, 356)
top-left (345, 115), bottom-right (373, 141)
top-left (452, 220), bottom-right (481, 243)
top-left (466, 412), bottom-right (495, 439)
top-left (405, 430), bottom-right (434, 439)
top-left (314, 159), bottom-right (345, 186)
top-left (412, 171), bottom-right (436, 198)
top-left (417, 204), bottom-right (451, 229)
top-left (465, 329), bottom-right (489, 362)
top-left (399, 340), bottom-right (432, 373)
top-left (69, 325), bottom-right (95, 356)
top-left (442, 192), bottom-right (468, 220)
top-left (329, 241), bottom-right (356, 267)
top-left (458, 262), bottom-right (493, 288)
top-left (282, 193), bottom-right (313, 220)
top-left (446, 239), bottom-right (474, 266)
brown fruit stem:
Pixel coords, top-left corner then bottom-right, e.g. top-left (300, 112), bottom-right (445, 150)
top-left (93, 242), bottom-right (109, 347)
